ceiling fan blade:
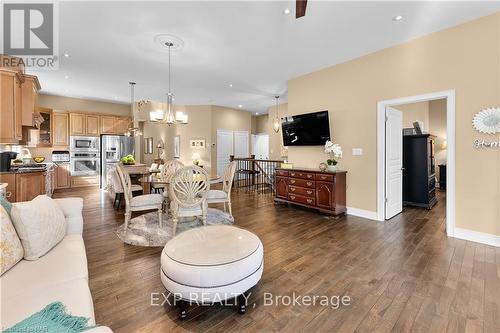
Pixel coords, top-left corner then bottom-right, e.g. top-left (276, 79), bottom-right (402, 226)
top-left (296, 0), bottom-right (307, 18)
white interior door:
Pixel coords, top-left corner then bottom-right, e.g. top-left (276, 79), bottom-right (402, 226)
top-left (234, 131), bottom-right (249, 158)
top-left (252, 134), bottom-right (269, 160)
top-left (217, 129), bottom-right (233, 177)
top-left (385, 106), bottom-right (403, 219)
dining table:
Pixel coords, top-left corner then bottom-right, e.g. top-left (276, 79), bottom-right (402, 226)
top-left (138, 173), bottom-right (221, 194)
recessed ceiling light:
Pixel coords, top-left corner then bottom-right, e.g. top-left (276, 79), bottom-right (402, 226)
top-left (256, 112), bottom-right (259, 115)
top-left (238, 104), bottom-right (243, 108)
top-left (63, 53), bottom-right (70, 58)
top-left (393, 15), bottom-right (403, 21)
top-left (64, 75), bottom-right (69, 79)
top-left (283, 8), bottom-right (291, 15)
top-left (229, 84), bottom-right (233, 88)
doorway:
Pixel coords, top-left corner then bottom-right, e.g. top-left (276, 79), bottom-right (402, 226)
top-left (216, 129), bottom-right (249, 176)
top-left (377, 90), bottom-right (455, 236)
top-left (251, 134), bottom-right (270, 160)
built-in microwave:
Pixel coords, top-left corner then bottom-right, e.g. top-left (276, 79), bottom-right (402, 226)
top-left (70, 136), bottom-right (100, 152)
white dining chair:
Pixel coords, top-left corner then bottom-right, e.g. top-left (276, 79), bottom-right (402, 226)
top-left (150, 163), bottom-right (166, 193)
top-left (206, 161), bottom-right (237, 217)
top-left (111, 168), bottom-right (143, 210)
top-left (169, 165), bottom-right (209, 236)
top-left (116, 164), bottom-right (164, 230)
top-left (161, 159), bottom-right (184, 200)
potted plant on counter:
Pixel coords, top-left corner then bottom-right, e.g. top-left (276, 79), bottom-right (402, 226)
top-left (324, 140), bottom-right (342, 172)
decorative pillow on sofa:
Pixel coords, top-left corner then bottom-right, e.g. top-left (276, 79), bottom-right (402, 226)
top-left (0, 205), bottom-right (24, 275)
top-left (10, 195), bottom-right (66, 260)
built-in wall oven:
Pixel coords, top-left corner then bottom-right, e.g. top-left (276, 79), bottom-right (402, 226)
top-left (70, 152), bottom-right (100, 176)
top-left (70, 136), bottom-right (100, 152)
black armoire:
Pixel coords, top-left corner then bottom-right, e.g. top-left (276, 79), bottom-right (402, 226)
top-left (403, 134), bottom-right (437, 209)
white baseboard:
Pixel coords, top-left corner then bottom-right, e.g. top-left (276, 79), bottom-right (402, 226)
top-left (346, 207), bottom-right (379, 220)
top-left (452, 227), bottom-right (500, 247)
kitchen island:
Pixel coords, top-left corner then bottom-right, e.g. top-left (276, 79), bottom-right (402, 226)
top-left (0, 164), bottom-right (55, 202)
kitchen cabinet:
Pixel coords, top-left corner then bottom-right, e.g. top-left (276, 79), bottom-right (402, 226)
top-left (71, 175), bottom-right (99, 188)
top-left (70, 113), bottom-right (85, 135)
top-left (100, 116), bottom-right (116, 134)
top-left (21, 75), bottom-right (40, 126)
top-left (116, 117), bottom-right (131, 134)
top-left (38, 107), bottom-right (53, 147)
top-left (53, 112), bottom-right (69, 146)
top-left (55, 163), bottom-right (71, 189)
top-left (0, 173), bottom-right (16, 202)
top-left (0, 69), bottom-right (23, 144)
top-left (86, 115), bottom-right (99, 136)
top-left (15, 172), bottom-right (45, 202)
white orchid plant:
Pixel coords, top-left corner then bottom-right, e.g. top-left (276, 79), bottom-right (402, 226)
top-left (324, 140), bottom-right (343, 166)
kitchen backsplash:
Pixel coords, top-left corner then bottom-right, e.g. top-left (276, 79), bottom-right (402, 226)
top-left (0, 145), bottom-right (58, 162)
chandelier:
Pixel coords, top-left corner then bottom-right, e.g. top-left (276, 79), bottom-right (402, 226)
top-left (150, 42), bottom-right (188, 125)
top-left (273, 96), bottom-right (281, 133)
top-left (125, 82), bottom-right (143, 137)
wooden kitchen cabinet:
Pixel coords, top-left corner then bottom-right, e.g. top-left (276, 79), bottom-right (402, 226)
top-left (15, 172), bottom-right (45, 202)
top-left (0, 69), bottom-right (23, 144)
top-left (53, 112), bottom-right (69, 146)
top-left (100, 116), bottom-right (116, 134)
top-left (86, 115), bottom-right (99, 136)
top-left (38, 107), bottom-right (53, 147)
top-left (116, 117), bottom-right (131, 134)
top-left (55, 163), bottom-right (71, 189)
top-left (0, 173), bottom-right (16, 202)
top-left (70, 113), bottom-right (85, 135)
top-left (21, 75), bottom-right (40, 126)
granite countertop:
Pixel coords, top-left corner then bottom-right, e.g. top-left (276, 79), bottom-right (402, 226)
top-left (1, 162), bottom-right (56, 174)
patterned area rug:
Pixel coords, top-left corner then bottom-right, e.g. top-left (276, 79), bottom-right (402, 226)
top-left (116, 208), bottom-right (234, 247)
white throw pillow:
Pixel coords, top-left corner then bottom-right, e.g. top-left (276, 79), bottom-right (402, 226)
top-left (0, 205), bottom-right (24, 275)
top-left (10, 195), bottom-right (67, 260)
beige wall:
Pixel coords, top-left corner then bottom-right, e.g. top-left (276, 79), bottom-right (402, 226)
top-left (266, 103), bottom-right (288, 160)
top-left (253, 115), bottom-right (269, 134)
top-left (397, 101), bottom-right (430, 130)
top-left (38, 94), bottom-right (130, 116)
top-left (141, 104), bottom-right (253, 177)
top-left (287, 13), bottom-right (499, 235)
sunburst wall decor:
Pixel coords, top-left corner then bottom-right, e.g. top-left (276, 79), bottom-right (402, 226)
top-left (472, 107), bottom-right (500, 134)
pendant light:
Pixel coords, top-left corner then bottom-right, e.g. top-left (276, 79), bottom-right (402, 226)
top-left (273, 95), bottom-right (281, 133)
top-left (150, 42), bottom-right (188, 124)
top-left (125, 82), bottom-right (143, 137)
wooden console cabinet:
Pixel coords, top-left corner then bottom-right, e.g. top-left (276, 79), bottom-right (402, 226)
top-left (274, 168), bottom-right (347, 217)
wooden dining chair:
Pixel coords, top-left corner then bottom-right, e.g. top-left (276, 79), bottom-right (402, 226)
top-left (169, 165), bottom-right (209, 236)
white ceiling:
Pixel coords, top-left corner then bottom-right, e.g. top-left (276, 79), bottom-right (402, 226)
top-left (31, 1), bottom-right (499, 113)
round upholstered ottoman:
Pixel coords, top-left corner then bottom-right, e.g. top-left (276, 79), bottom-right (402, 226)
top-left (160, 225), bottom-right (263, 319)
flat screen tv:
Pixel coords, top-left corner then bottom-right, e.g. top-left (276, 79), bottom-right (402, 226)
top-left (281, 111), bottom-right (330, 146)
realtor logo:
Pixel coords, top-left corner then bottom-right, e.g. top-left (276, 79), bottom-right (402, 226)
top-left (2, 2), bottom-right (58, 69)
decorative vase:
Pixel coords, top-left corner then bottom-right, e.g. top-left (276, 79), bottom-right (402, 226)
top-left (326, 165), bottom-right (337, 172)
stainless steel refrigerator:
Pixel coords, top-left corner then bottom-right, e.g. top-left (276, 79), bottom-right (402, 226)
top-left (100, 135), bottom-right (134, 189)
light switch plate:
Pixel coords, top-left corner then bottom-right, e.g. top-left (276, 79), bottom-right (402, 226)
top-left (352, 148), bottom-right (363, 156)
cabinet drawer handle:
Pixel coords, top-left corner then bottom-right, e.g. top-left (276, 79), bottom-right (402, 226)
top-left (290, 187), bottom-right (295, 191)
top-left (306, 199), bottom-right (313, 203)
top-left (290, 173), bottom-right (296, 176)
top-left (307, 190), bottom-right (312, 194)
top-left (321, 176), bottom-right (326, 180)
top-left (290, 180), bottom-right (295, 184)
top-left (307, 175), bottom-right (313, 178)
top-left (306, 182), bottom-right (313, 186)
top-left (290, 195), bottom-right (295, 200)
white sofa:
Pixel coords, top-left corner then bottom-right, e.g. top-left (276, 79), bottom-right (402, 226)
top-left (0, 198), bottom-right (112, 332)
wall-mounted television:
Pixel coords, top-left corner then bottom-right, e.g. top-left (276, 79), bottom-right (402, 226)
top-left (281, 111), bottom-right (330, 146)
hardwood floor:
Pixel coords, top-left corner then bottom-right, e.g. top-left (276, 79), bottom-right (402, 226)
top-left (53, 188), bottom-right (500, 332)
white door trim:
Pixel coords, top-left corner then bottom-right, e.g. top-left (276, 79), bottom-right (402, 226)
top-left (376, 90), bottom-right (455, 237)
